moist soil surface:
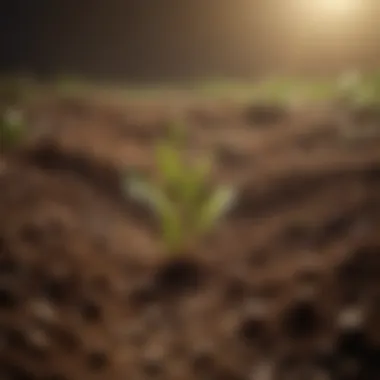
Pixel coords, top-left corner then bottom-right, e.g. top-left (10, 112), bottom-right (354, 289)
top-left (0, 93), bottom-right (380, 380)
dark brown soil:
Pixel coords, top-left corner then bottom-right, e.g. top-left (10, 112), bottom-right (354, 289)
top-left (0, 93), bottom-right (380, 380)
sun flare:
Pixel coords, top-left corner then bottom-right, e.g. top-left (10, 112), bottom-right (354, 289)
top-left (305, 0), bottom-right (361, 17)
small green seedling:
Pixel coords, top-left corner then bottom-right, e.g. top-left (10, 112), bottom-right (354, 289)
top-left (0, 108), bottom-right (25, 152)
top-left (125, 121), bottom-right (236, 254)
top-left (335, 70), bottom-right (380, 106)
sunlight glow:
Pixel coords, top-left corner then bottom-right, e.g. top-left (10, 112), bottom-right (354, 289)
top-left (305, 0), bottom-right (361, 17)
top-left (295, 0), bottom-right (364, 31)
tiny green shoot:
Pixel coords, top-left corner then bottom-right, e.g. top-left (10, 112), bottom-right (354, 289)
top-left (0, 108), bottom-right (26, 152)
top-left (125, 120), bottom-right (236, 254)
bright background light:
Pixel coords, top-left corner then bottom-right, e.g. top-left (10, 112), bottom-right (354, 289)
top-left (310, 0), bottom-right (361, 16)
top-left (268, 0), bottom-right (375, 75)
top-left (293, 0), bottom-right (365, 33)
top-left (299, 0), bottom-right (362, 24)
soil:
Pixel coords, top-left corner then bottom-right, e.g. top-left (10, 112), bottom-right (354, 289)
top-left (0, 92), bottom-right (380, 380)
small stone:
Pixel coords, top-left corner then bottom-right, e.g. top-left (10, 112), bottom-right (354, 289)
top-left (220, 310), bottom-right (239, 332)
top-left (244, 297), bottom-right (270, 316)
top-left (29, 299), bottom-right (57, 322)
top-left (249, 360), bottom-right (275, 380)
top-left (337, 306), bottom-right (365, 329)
top-left (27, 328), bottom-right (51, 349)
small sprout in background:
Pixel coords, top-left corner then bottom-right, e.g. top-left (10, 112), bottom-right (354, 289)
top-left (334, 70), bottom-right (362, 105)
top-left (336, 70), bottom-right (380, 107)
top-left (337, 70), bottom-right (362, 93)
top-left (0, 108), bottom-right (26, 152)
top-left (125, 120), bottom-right (237, 254)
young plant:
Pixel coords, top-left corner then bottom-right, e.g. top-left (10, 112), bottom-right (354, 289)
top-left (0, 108), bottom-right (26, 152)
top-left (125, 121), bottom-right (236, 254)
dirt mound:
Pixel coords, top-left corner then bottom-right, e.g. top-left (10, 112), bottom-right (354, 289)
top-left (0, 95), bottom-right (379, 379)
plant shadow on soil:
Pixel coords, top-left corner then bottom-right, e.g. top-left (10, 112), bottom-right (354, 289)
top-left (0, 89), bottom-right (380, 379)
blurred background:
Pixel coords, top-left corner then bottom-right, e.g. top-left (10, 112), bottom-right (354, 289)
top-left (1, 0), bottom-right (379, 83)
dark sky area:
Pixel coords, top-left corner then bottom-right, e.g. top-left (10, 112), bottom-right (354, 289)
top-left (1, 0), bottom-right (380, 82)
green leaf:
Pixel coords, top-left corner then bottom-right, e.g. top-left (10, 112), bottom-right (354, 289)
top-left (1, 108), bottom-right (25, 149)
top-left (125, 176), bottom-right (183, 252)
top-left (197, 186), bottom-right (236, 233)
top-left (126, 176), bottom-right (153, 204)
top-left (155, 141), bottom-right (183, 185)
top-left (126, 176), bottom-right (170, 214)
top-left (159, 205), bottom-right (182, 252)
top-left (182, 155), bottom-right (213, 206)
